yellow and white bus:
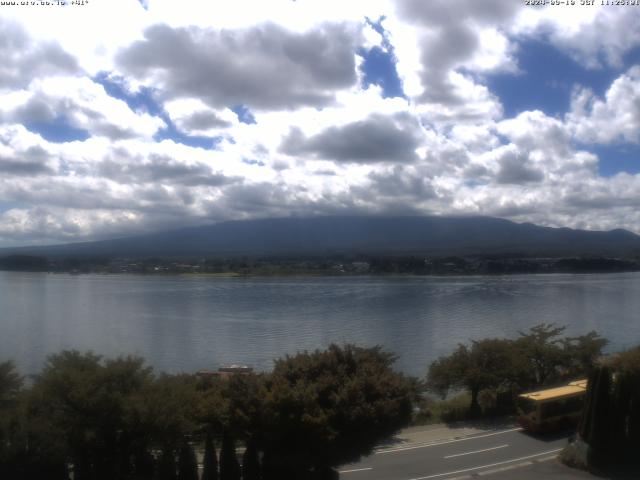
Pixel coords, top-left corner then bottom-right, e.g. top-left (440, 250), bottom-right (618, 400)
top-left (517, 379), bottom-right (587, 433)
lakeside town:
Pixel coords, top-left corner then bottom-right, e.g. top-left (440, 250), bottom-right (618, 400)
top-left (2, 253), bottom-right (640, 276)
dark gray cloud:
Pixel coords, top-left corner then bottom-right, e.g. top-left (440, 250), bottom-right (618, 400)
top-left (179, 111), bottom-right (233, 130)
top-left (0, 157), bottom-right (53, 176)
top-left (98, 153), bottom-right (239, 187)
top-left (11, 97), bottom-right (57, 124)
top-left (280, 114), bottom-right (422, 163)
top-left (397, 0), bottom-right (519, 27)
top-left (88, 114), bottom-right (151, 140)
top-left (0, 19), bottom-right (78, 89)
top-left (116, 22), bottom-right (359, 110)
top-left (6, 91), bottom-right (161, 141)
top-left (496, 151), bottom-right (544, 184)
top-left (368, 166), bottom-right (437, 199)
top-left (395, 0), bottom-right (520, 107)
top-left (563, 182), bottom-right (640, 210)
top-left (0, 145), bottom-right (53, 176)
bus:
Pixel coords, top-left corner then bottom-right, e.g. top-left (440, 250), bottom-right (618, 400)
top-left (517, 379), bottom-right (587, 433)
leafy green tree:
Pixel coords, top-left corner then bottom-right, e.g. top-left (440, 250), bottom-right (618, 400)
top-left (219, 373), bottom-right (265, 439)
top-left (561, 331), bottom-right (608, 378)
top-left (578, 345), bottom-right (640, 469)
top-left (241, 438), bottom-right (261, 480)
top-left (427, 338), bottom-right (517, 416)
top-left (580, 365), bottom-right (612, 466)
top-left (158, 448), bottom-right (177, 480)
top-left (220, 432), bottom-right (241, 480)
top-left (601, 345), bottom-right (640, 466)
top-left (29, 351), bottom-right (155, 480)
top-left (261, 344), bottom-right (415, 478)
top-left (132, 447), bottom-right (156, 480)
top-left (0, 361), bottom-right (26, 479)
top-left (132, 373), bottom-right (200, 450)
top-left (0, 361), bottom-right (22, 407)
top-left (201, 432), bottom-right (219, 480)
top-left (177, 442), bottom-right (198, 480)
top-left (515, 323), bottom-right (567, 386)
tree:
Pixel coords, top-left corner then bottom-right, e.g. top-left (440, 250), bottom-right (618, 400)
top-left (0, 361), bottom-right (26, 479)
top-left (241, 438), bottom-right (261, 480)
top-left (177, 442), bottom-right (198, 480)
top-left (427, 339), bottom-right (517, 416)
top-left (219, 432), bottom-right (240, 480)
top-left (133, 373), bottom-right (200, 451)
top-left (562, 331), bottom-right (608, 378)
top-left (578, 345), bottom-right (640, 470)
top-left (261, 344), bottom-right (415, 478)
top-left (158, 448), bottom-right (177, 480)
top-left (515, 323), bottom-right (567, 387)
top-left (579, 366), bottom-right (612, 466)
top-left (201, 432), bottom-right (219, 480)
top-left (0, 361), bottom-right (22, 407)
top-left (219, 373), bottom-right (265, 440)
top-left (29, 351), bottom-right (155, 480)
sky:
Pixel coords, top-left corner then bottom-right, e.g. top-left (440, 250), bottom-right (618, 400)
top-left (0, 0), bottom-right (640, 247)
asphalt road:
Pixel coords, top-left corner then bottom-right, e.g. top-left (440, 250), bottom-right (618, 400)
top-left (338, 427), bottom-right (570, 480)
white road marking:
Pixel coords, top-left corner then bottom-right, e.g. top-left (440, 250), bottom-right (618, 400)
top-left (444, 443), bottom-right (508, 459)
top-left (376, 428), bottom-right (523, 455)
top-left (407, 448), bottom-right (563, 480)
top-left (339, 467), bottom-right (373, 474)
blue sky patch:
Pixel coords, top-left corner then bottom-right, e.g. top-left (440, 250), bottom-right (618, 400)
top-left (25, 117), bottom-right (90, 143)
top-left (94, 73), bottom-right (162, 116)
top-left (95, 72), bottom-right (222, 149)
top-left (359, 17), bottom-right (405, 99)
top-left (485, 40), bottom-right (629, 118)
top-left (589, 144), bottom-right (640, 177)
top-left (359, 46), bottom-right (405, 99)
top-left (0, 200), bottom-right (27, 214)
top-left (231, 105), bottom-right (257, 124)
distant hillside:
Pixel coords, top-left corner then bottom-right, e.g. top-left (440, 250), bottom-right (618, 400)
top-left (3, 216), bottom-right (640, 258)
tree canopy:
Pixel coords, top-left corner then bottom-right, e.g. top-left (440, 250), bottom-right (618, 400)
top-left (261, 344), bottom-right (416, 478)
top-left (0, 344), bottom-right (417, 480)
top-left (427, 324), bottom-right (608, 415)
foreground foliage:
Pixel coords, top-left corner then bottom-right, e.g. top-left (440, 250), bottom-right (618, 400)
top-left (0, 344), bottom-right (415, 480)
top-left (426, 324), bottom-right (607, 416)
top-left (578, 345), bottom-right (640, 470)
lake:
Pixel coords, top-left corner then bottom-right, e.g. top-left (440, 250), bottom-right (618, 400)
top-left (2, 271), bottom-right (640, 377)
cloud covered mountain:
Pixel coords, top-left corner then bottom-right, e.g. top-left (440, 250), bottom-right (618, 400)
top-left (6, 216), bottom-right (640, 258)
top-left (0, 2), bottom-right (640, 247)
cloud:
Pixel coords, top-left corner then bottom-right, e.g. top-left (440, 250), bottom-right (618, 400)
top-left (1, 1), bottom-right (640, 246)
top-left (116, 22), bottom-right (361, 110)
top-left (514, 6), bottom-right (640, 69)
top-left (495, 149), bottom-right (544, 185)
top-left (386, 0), bottom-right (519, 124)
top-left (0, 19), bottom-right (79, 89)
top-left (280, 113), bottom-right (422, 163)
top-left (0, 77), bottom-right (165, 140)
top-left (0, 137), bottom-right (54, 176)
top-left (567, 66), bottom-right (640, 144)
top-left (367, 164), bottom-right (438, 201)
top-left (98, 151), bottom-right (240, 187)
top-left (0, 157), bottom-right (53, 176)
top-left (163, 98), bottom-right (238, 136)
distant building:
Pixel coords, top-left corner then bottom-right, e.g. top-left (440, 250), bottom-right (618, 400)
top-left (196, 364), bottom-right (254, 379)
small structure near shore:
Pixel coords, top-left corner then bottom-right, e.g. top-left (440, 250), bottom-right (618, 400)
top-left (197, 364), bottom-right (254, 379)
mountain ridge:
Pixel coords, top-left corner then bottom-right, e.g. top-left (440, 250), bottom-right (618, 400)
top-left (2, 215), bottom-right (640, 258)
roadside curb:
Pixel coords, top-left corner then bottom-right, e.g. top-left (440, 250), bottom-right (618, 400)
top-left (443, 454), bottom-right (558, 480)
top-left (375, 426), bottom-right (522, 454)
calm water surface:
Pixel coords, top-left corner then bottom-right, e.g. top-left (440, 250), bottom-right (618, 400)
top-left (2, 272), bottom-right (640, 376)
